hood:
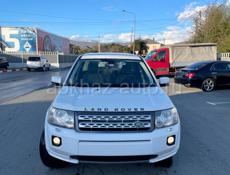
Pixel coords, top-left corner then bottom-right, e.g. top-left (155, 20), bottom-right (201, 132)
top-left (52, 86), bottom-right (174, 112)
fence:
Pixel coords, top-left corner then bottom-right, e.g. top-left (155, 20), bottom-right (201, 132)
top-left (220, 53), bottom-right (230, 61)
top-left (0, 51), bottom-right (78, 69)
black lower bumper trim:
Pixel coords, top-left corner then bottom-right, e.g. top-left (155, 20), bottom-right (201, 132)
top-left (70, 155), bottom-right (158, 162)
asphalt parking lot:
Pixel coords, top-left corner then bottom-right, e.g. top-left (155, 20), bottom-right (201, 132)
top-left (0, 69), bottom-right (68, 103)
top-left (0, 78), bottom-right (230, 175)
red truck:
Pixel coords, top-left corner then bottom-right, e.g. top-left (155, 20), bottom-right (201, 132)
top-left (145, 43), bottom-right (217, 76)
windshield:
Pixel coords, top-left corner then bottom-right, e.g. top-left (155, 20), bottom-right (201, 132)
top-left (66, 59), bottom-right (156, 87)
top-left (145, 50), bottom-right (157, 60)
top-left (28, 57), bottom-right (40, 61)
top-left (186, 62), bottom-right (209, 70)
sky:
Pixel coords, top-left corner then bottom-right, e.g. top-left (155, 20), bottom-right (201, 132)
top-left (0, 0), bottom-right (229, 44)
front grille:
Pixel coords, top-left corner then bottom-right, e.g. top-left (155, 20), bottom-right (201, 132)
top-left (76, 113), bottom-right (153, 132)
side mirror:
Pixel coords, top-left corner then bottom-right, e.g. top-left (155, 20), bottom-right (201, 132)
top-left (159, 77), bottom-right (169, 87)
top-left (51, 76), bottom-right (62, 86)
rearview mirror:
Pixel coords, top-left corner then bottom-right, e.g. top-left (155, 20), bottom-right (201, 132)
top-left (159, 77), bottom-right (169, 87)
top-left (51, 76), bottom-right (62, 86)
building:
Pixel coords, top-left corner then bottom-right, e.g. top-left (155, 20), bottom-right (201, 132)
top-left (0, 27), bottom-right (71, 54)
top-left (145, 39), bottom-right (163, 53)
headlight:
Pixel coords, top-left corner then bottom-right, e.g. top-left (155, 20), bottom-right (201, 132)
top-left (47, 107), bottom-right (74, 128)
top-left (155, 107), bottom-right (179, 128)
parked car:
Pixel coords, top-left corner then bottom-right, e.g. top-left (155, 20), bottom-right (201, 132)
top-left (175, 61), bottom-right (230, 92)
top-left (145, 43), bottom-right (217, 77)
top-left (0, 57), bottom-right (9, 69)
top-left (39, 53), bottom-right (180, 168)
top-left (27, 56), bottom-right (50, 71)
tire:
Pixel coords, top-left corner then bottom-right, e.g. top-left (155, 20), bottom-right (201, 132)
top-left (154, 157), bottom-right (173, 168)
top-left (39, 131), bottom-right (68, 168)
top-left (42, 66), bottom-right (46, 72)
top-left (27, 68), bottom-right (31, 72)
top-left (202, 78), bottom-right (215, 92)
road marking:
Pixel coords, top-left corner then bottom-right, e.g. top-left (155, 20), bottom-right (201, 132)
top-left (207, 101), bottom-right (230, 106)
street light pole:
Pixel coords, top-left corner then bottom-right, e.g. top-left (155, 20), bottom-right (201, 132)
top-left (122, 10), bottom-right (136, 54)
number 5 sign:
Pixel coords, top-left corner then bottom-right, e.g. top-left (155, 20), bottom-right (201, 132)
top-left (0, 27), bottom-right (37, 52)
top-left (1, 28), bottom-right (20, 52)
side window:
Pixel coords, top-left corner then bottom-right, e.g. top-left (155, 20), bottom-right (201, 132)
top-left (213, 63), bottom-right (229, 71)
top-left (154, 51), bottom-right (166, 62)
top-left (227, 63), bottom-right (230, 71)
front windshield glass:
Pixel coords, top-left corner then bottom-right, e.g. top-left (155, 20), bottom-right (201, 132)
top-left (186, 62), bottom-right (209, 70)
top-left (145, 50), bottom-right (157, 60)
top-left (28, 57), bottom-right (40, 61)
top-left (66, 59), bottom-right (156, 87)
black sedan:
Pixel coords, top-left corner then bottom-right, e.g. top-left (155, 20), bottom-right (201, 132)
top-left (175, 61), bottom-right (230, 92)
top-left (0, 57), bottom-right (9, 69)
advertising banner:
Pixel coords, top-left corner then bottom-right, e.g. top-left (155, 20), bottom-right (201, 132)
top-left (0, 27), bottom-right (37, 52)
top-left (37, 29), bottom-right (70, 53)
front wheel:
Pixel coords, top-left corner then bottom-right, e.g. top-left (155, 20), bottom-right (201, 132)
top-left (42, 66), bottom-right (46, 72)
top-left (202, 78), bottom-right (215, 92)
top-left (39, 131), bottom-right (68, 168)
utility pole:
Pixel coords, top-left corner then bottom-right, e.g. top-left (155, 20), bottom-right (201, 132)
top-left (130, 25), bottom-right (133, 52)
top-left (98, 35), bottom-right (101, 53)
top-left (122, 10), bottom-right (136, 54)
top-left (0, 26), bottom-right (2, 52)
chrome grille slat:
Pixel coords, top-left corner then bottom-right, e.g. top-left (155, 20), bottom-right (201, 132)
top-left (77, 114), bottom-right (153, 132)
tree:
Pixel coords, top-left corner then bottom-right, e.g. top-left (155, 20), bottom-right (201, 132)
top-left (132, 39), bottom-right (149, 55)
top-left (100, 43), bottom-right (130, 53)
top-left (191, 3), bottom-right (230, 52)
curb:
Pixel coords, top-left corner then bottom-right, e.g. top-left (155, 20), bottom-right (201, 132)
top-left (0, 68), bottom-right (27, 73)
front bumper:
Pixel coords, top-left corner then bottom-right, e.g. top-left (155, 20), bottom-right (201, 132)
top-left (174, 77), bottom-right (201, 87)
top-left (44, 122), bottom-right (180, 164)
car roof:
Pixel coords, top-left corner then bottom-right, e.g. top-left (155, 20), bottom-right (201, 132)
top-left (193, 61), bottom-right (215, 65)
top-left (80, 53), bottom-right (141, 60)
top-left (192, 60), bottom-right (230, 65)
top-left (206, 60), bottom-right (230, 64)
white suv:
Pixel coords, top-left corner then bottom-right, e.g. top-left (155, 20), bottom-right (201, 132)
top-left (40, 53), bottom-right (180, 168)
top-left (27, 56), bottom-right (50, 71)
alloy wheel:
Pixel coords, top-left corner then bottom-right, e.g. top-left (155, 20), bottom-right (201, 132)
top-left (202, 78), bottom-right (215, 92)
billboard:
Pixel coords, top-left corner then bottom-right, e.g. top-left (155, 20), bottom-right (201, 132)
top-left (37, 29), bottom-right (70, 53)
top-left (0, 27), bottom-right (37, 52)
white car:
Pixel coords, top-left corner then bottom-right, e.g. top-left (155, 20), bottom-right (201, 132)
top-left (40, 53), bottom-right (180, 168)
top-left (27, 56), bottom-right (50, 71)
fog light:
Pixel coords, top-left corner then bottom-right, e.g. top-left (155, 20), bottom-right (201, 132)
top-left (52, 136), bottom-right (62, 146)
top-left (167, 135), bottom-right (175, 146)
